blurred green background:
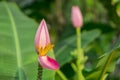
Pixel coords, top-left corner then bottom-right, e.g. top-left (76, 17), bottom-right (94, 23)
top-left (0, 0), bottom-right (120, 80)
top-left (7, 0), bottom-right (119, 44)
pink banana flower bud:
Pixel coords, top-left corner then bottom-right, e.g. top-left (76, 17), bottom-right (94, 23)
top-left (71, 6), bottom-right (83, 28)
top-left (35, 19), bottom-right (59, 70)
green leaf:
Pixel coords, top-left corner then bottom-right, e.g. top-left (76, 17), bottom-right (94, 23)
top-left (55, 29), bottom-right (101, 66)
top-left (0, 1), bottom-right (38, 80)
top-left (98, 37), bottom-right (120, 80)
top-left (86, 36), bottom-right (120, 80)
top-left (42, 69), bottom-right (55, 80)
top-left (0, 1), bottom-right (56, 80)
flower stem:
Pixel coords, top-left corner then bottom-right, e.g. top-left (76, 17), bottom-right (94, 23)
top-left (37, 63), bottom-right (43, 80)
top-left (56, 70), bottom-right (67, 80)
top-left (76, 27), bottom-right (85, 80)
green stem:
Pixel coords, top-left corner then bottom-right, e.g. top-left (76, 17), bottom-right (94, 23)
top-left (71, 63), bottom-right (77, 72)
top-left (56, 70), bottom-right (67, 80)
top-left (76, 28), bottom-right (81, 49)
top-left (76, 27), bottom-right (85, 80)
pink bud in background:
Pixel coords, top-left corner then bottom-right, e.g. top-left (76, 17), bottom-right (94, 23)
top-left (71, 6), bottom-right (83, 28)
top-left (35, 19), bottom-right (59, 70)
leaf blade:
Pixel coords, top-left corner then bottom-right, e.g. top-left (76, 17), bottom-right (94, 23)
top-left (0, 1), bottom-right (38, 80)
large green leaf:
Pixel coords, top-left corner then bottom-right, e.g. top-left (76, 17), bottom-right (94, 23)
top-left (86, 36), bottom-right (120, 80)
top-left (0, 1), bottom-right (38, 80)
top-left (0, 2), bottom-right (56, 80)
top-left (55, 29), bottom-right (101, 66)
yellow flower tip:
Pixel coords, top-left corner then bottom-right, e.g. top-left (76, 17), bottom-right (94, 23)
top-left (37, 43), bottom-right (54, 56)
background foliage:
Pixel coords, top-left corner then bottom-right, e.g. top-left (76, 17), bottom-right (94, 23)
top-left (0, 0), bottom-right (120, 80)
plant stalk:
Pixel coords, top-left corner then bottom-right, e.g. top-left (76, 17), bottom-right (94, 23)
top-left (76, 27), bottom-right (85, 80)
top-left (37, 63), bottom-right (43, 80)
top-left (56, 70), bottom-right (67, 80)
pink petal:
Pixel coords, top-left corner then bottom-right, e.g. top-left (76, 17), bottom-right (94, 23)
top-left (71, 6), bottom-right (83, 28)
top-left (38, 56), bottom-right (60, 70)
top-left (35, 19), bottom-right (50, 51)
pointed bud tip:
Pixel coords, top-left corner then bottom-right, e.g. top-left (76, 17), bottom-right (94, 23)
top-left (41, 19), bottom-right (46, 24)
